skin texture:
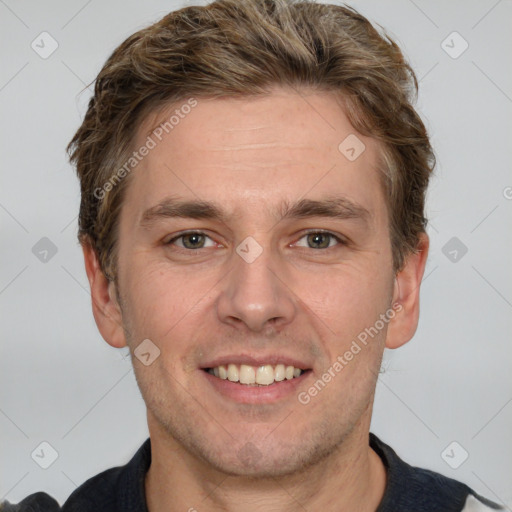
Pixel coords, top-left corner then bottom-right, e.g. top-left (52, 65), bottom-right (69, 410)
top-left (83, 87), bottom-right (429, 511)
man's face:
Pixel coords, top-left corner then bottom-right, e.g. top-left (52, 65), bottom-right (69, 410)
top-left (115, 88), bottom-right (396, 476)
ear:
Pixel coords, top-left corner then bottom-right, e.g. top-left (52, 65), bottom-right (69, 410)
top-left (82, 241), bottom-right (127, 349)
top-left (385, 232), bottom-right (429, 349)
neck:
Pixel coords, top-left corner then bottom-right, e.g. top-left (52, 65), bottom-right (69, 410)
top-left (145, 415), bottom-right (386, 512)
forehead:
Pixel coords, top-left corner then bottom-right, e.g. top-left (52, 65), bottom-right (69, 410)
top-left (124, 88), bottom-right (386, 224)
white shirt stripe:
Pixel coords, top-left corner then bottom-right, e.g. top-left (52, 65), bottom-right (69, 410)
top-left (462, 494), bottom-right (502, 511)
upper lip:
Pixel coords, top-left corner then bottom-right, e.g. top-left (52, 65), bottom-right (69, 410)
top-left (201, 354), bottom-right (312, 370)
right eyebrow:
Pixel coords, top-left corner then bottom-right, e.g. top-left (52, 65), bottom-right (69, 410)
top-left (140, 197), bottom-right (227, 229)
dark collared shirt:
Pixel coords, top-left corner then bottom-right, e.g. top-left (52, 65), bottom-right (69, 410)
top-left (1, 434), bottom-right (503, 511)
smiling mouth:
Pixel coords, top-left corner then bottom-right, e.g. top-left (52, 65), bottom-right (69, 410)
top-left (203, 363), bottom-right (308, 386)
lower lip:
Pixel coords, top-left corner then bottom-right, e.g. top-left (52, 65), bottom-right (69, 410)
top-left (202, 370), bottom-right (311, 404)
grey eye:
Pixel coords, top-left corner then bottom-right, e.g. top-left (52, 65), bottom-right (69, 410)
top-left (294, 231), bottom-right (342, 249)
top-left (180, 233), bottom-right (206, 249)
top-left (306, 232), bottom-right (332, 249)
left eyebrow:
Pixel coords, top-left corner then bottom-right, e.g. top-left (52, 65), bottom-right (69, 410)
top-left (277, 197), bottom-right (371, 226)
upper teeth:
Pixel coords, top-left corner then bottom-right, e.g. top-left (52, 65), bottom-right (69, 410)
top-left (208, 364), bottom-right (303, 386)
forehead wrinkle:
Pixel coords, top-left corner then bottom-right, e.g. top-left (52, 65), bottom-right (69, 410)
top-left (207, 141), bottom-right (309, 152)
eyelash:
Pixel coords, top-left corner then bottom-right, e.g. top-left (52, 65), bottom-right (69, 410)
top-left (165, 230), bottom-right (346, 251)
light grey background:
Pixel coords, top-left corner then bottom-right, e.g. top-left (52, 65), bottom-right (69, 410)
top-left (1, 0), bottom-right (511, 507)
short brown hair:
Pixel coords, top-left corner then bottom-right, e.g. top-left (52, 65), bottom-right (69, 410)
top-left (68, 0), bottom-right (435, 279)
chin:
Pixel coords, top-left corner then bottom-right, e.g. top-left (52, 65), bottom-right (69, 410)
top-left (184, 431), bottom-right (338, 479)
top-left (200, 450), bottom-right (307, 478)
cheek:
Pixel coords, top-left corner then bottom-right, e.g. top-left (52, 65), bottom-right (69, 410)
top-left (121, 256), bottom-right (226, 360)
top-left (293, 262), bottom-right (392, 337)
top-left (122, 262), bottom-right (193, 339)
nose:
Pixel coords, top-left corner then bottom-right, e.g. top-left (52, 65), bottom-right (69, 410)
top-left (215, 242), bottom-right (297, 333)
